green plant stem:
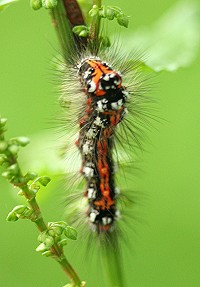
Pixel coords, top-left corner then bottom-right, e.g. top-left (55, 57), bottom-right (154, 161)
top-left (18, 173), bottom-right (81, 286)
top-left (89, 0), bottom-right (102, 40)
top-left (50, 0), bottom-right (74, 61)
top-left (0, 132), bottom-right (82, 286)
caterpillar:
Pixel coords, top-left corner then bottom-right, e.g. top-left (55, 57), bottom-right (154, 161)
top-left (77, 57), bottom-right (128, 233)
top-left (57, 1), bottom-right (152, 237)
top-left (58, 45), bottom-right (150, 238)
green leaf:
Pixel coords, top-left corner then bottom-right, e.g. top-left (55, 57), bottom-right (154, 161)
top-left (122, 0), bottom-right (200, 72)
top-left (0, 0), bottom-right (17, 12)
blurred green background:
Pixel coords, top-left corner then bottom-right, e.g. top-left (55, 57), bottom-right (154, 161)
top-left (0, 0), bottom-right (200, 286)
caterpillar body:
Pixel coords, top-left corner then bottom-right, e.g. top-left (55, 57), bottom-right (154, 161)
top-left (77, 58), bottom-right (128, 233)
top-left (58, 45), bottom-right (150, 238)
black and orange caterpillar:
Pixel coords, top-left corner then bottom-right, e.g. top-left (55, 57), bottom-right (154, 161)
top-left (76, 58), bottom-right (129, 232)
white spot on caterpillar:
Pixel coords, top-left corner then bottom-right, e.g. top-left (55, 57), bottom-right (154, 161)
top-left (86, 128), bottom-right (95, 139)
top-left (96, 100), bottom-right (104, 112)
top-left (87, 188), bottom-right (96, 199)
top-left (83, 166), bottom-right (94, 178)
top-left (117, 99), bottom-right (123, 107)
top-left (102, 217), bottom-right (112, 225)
top-left (83, 70), bottom-right (92, 79)
top-left (89, 210), bottom-right (99, 223)
top-left (94, 116), bottom-right (103, 126)
top-left (111, 102), bottom-right (118, 110)
top-left (83, 143), bottom-right (92, 155)
top-left (87, 81), bottom-right (96, 93)
top-left (114, 79), bottom-right (121, 85)
top-left (103, 74), bottom-right (110, 81)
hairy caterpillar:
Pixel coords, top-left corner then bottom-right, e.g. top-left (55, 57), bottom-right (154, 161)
top-left (57, 45), bottom-right (151, 237)
top-left (56, 0), bottom-right (152, 238)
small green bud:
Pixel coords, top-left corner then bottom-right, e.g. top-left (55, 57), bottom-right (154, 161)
top-left (72, 25), bottom-right (89, 37)
top-left (89, 5), bottom-right (99, 17)
top-left (30, 183), bottom-right (40, 194)
top-left (38, 232), bottom-right (48, 243)
top-left (0, 141), bottom-right (8, 152)
top-left (104, 6), bottom-right (115, 20)
top-left (12, 205), bottom-right (28, 214)
top-left (117, 14), bottom-right (129, 28)
top-left (79, 30), bottom-right (89, 37)
top-left (50, 221), bottom-right (68, 228)
top-left (44, 236), bottom-right (54, 247)
top-left (1, 171), bottom-right (12, 179)
top-left (8, 144), bottom-right (19, 155)
top-left (15, 137), bottom-right (30, 147)
top-left (48, 229), bottom-right (55, 237)
top-left (6, 212), bottom-right (19, 222)
top-left (0, 118), bottom-right (7, 126)
top-left (59, 239), bottom-right (68, 247)
top-left (22, 208), bottom-right (33, 219)
top-left (8, 163), bottom-right (19, 175)
top-left (38, 176), bottom-right (51, 186)
top-left (25, 171), bottom-right (38, 180)
top-left (64, 226), bottom-right (77, 240)
top-left (52, 226), bottom-right (63, 236)
top-left (42, 0), bottom-right (57, 9)
top-left (0, 154), bottom-right (7, 164)
top-left (36, 243), bottom-right (47, 252)
top-left (30, 0), bottom-right (42, 10)
top-left (42, 250), bottom-right (52, 257)
top-left (17, 190), bottom-right (24, 196)
top-left (55, 235), bottom-right (62, 242)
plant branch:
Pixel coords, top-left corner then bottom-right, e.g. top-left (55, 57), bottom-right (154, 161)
top-left (89, 0), bottom-right (102, 40)
top-left (0, 118), bottom-right (82, 287)
top-left (49, 0), bottom-right (74, 61)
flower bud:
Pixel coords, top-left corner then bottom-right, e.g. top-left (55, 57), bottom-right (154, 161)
top-left (64, 226), bottom-right (77, 240)
top-left (52, 226), bottom-right (63, 236)
top-left (0, 118), bottom-right (7, 126)
top-left (117, 14), bottom-right (129, 28)
top-left (0, 154), bottom-right (7, 165)
top-left (36, 243), bottom-right (47, 252)
top-left (12, 205), bottom-right (28, 214)
top-left (42, 0), bottom-right (57, 9)
top-left (89, 5), bottom-right (99, 17)
top-left (38, 176), bottom-right (51, 186)
top-left (25, 171), bottom-right (38, 180)
top-left (30, 0), bottom-right (42, 10)
top-left (6, 212), bottom-right (19, 222)
top-left (8, 144), bottom-right (19, 155)
top-left (8, 164), bottom-right (19, 175)
top-left (15, 137), bottom-right (30, 147)
top-left (59, 239), bottom-right (68, 247)
top-left (104, 6), bottom-right (115, 20)
top-left (44, 236), bottom-right (54, 247)
top-left (42, 250), bottom-right (52, 257)
top-left (0, 141), bottom-right (8, 152)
